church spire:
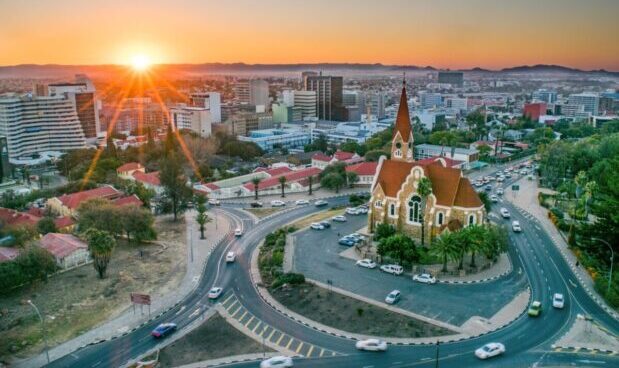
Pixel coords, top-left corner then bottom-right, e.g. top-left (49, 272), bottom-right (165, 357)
top-left (390, 78), bottom-right (414, 162)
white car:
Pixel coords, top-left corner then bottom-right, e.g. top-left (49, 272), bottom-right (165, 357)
top-left (497, 188), bottom-right (504, 195)
top-left (207, 287), bottom-right (223, 299)
top-left (497, 176), bottom-right (505, 182)
top-left (512, 221), bottom-right (522, 232)
top-left (490, 195), bottom-right (499, 203)
top-left (332, 215), bottom-right (347, 222)
top-left (208, 198), bottom-right (220, 206)
top-left (271, 200), bottom-right (286, 207)
top-left (380, 264), bottom-right (404, 275)
top-left (260, 356), bottom-right (293, 368)
top-left (356, 206), bottom-right (369, 214)
top-left (295, 199), bottom-right (309, 206)
top-left (226, 251), bottom-right (236, 263)
top-left (234, 228), bottom-right (243, 237)
top-left (475, 342), bottom-right (505, 359)
top-left (310, 222), bottom-right (325, 230)
top-left (500, 208), bottom-right (511, 218)
top-left (385, 290), bottom-right (401, 304)
top-left (345, 207), bottom-right (360, 215)
top-left (552, 293), bottom-right (565, 309)
top-left (356, 259), bottom-right (377, 269)
top-left (412, 273), bottom-right (437, 284)
top-left (355, 338), bottom-right (388, 352)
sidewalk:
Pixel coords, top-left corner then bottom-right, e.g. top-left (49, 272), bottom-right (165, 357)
top-left (505, 177), bottom-right (619, 320)
top-left (222, 187), bottom-right (367, 205)
top-left (175, 352), bottom-right (278, 368)
top-left (16, 210), bottom-right (231, 368)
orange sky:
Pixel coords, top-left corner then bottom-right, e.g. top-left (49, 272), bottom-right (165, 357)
top-left (1, 0), bottom-right (618, 70)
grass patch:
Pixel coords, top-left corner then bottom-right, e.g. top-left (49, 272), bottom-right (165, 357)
top-left (158, 314), bottom-right (271, 367)
top-left (244, 207), bottom-right (283, 218)
top-left (270, 283), bottom-right (452, 338)
top-left (288, 208), bottom-right (344, 230)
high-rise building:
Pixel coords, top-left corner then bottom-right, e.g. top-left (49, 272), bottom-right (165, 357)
top-left (304, 74), bottom-right (345, 121)
top-left (100, 97), bottom-right (169, 134)
top-left (292, 90), bottom-right (317, 120)
top-left (0, 137), bottom-right (11, 182)
top-left (532, 89), bottom-right (558, 104)
top-left (343, 91), bottom-right (360, 107)
top-left (569, 93), bottom-right (599, 115)
top-left (169, 105), bottom-right (212, 137)
top-left (437, 71), bottom-right (464, 87)
top-left (445, 97), bottom-right (468, 112)
top-left (418, 91), bottom-right (442, 109)
top-left (190, 92), bottom-right (222, 123)
top-left (234, 80), bottom-right (270, 110)
top-left (33, 84), bottom-right (48, 97)
top-left (48, 78), bottom-right (100, 139)
top-left (0, 94), bottom-right (86, 161)
top-left (363, 92), bottom-right (386, 119)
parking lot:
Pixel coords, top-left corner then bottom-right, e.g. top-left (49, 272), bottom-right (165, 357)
top-left (292, 213), bottom-right (528, 326)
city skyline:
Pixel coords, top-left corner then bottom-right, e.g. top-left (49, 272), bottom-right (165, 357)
top-left (1, 0), bottom-right (618, 71)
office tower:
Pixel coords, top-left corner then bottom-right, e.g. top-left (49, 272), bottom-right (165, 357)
top-left (293, 90), bottom-right (317, 120)
top-left (100, 97), bottom-right (169, 134)
top-left (304, 74), bottom-right (345, 121)
top-left (48, 75), bottom-right (100, 138)
top-left (363, 92), bottom-right (386, 119)
top-left (190, 92), bottom-right (222, 123)
top-left (0, 137), bottom-right (10, 182)
top-left (0, 94), bottom-right (86, 160)
top-left (301, 71), bottom-right (318, 86)
top-left (233, 81), bottom-right (250, 103)
top-left (343, 91), bottom-right (360, 107)
top-left (282, 89), bottom-right (295, 107)
top-left (169, 105), bottom-right (212, 137)
top-left (419, 91), bottom-right (442, 109)
top-left (569, 93), bottom-right (600, 115)
top-left (33, 84), bottom-right (48, 97)
top-left (532, 89), bottom-right (558, 104)
top-left (445, 97), bottom-right (468, 111)
top-left (437, 71), bottom-right (464, 87)
top-left (234, 80), bottom-right (270, 110)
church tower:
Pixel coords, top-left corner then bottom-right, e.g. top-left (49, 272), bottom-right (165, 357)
top-left (391, 80), bottom-right (414, 162)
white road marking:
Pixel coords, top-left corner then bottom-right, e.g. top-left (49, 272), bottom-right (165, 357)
top-left (189, 308), bottom-right (200, 319)
top-left (175, 306), bottom-right (186, 315)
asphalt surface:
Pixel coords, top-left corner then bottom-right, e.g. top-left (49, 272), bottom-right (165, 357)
top-left (47, 161), bottom-right (619, 368)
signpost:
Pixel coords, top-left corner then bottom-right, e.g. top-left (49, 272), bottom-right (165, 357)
top-left (131, 293), bottom-right (151, 317)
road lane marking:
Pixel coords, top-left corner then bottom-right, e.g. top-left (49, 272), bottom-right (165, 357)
top-left (221, 293), bottom-right (234, 306)
top-left (237, 310), bottom-right (248, 322)
top-left (307, 345), bottom-right (314, 357)
top-left (285, 337), bottom-right (294, 350)
top-left (225, 300), bottom-right (238, 311)
top-left (92, 360), bottom-right (102, 367)
top-left (569, 279), bottom-right (577, 288)
top-left (189, 308), bottom-right (200, 319)
top-left (175, 306), bottom-right (186, 315)
top-left (259, 325), bottom-right (270, 337)
top-left (319, 348), bottom-right (325, 357)
top-left (244, 315), bottom-right (255, 327)
top-left (267, 328), bottom-right (277, 341)
top-left (276, 334), bottom-right (285, 345)
top-left (230, 305), bottom-right (243, 318)
top-left (295, 341), bottom-right (304, 354)
top-left (252, 321), bottom-right (262, 333)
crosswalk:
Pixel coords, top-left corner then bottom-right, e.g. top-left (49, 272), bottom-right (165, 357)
top-left (220, 292), bottom-right (341, 358)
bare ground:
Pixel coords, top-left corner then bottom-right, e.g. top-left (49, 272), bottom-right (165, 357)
top-left (0, 215), bottom-right (186, 363)
top-left (244, 207), bottom-right (283, 218)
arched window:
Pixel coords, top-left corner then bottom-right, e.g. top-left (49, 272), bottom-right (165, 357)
top-left (394, 149), bottom-right (402, 157)
top-left (468, 214), bottom-right (476, 226)
top-left (437, 212), bottom-right (444, 225)
top-left (389, 203), bottom-right (395, 216)
top-left (408, 195), bottom-right (422, 223)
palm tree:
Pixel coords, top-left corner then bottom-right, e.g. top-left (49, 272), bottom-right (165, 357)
top-left (430, 232), bottom-right (460, 273)
top-left (251, 177), bottom-right (261, 200)
top-left (417, 177), bottom-right (433, 247)
top-left (194, 194), bottom-right (210, 239)
top-left (464, 225), bottom-right (486, 268)
top-left (85, 228), bottom-right (116, 279)
top-left (278, 176), bottom-right (287, 198)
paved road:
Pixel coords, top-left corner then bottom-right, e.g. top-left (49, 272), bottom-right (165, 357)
top-left (49, 160), bottom-right (619, 368)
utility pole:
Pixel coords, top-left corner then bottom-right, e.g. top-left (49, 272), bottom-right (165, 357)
top-left (435, 340), bottom-right (440, 368)
top-left (27, 300), bottom-right (50, 364)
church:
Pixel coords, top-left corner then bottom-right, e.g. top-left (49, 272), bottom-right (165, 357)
top-left (367, 82), bottom-right (485, 245)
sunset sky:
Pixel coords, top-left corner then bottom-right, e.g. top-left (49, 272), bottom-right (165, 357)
top-left (1, 0), bottom-right (618, 70)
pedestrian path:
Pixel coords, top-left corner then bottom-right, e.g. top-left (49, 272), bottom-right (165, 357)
top-left (219, 292), bottom-right (340, 358)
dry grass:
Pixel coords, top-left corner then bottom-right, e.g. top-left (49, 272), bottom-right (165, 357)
top-left (0, 215), bottom-right (187, 364)
top-left (289, 208), bottom-right (344, 230)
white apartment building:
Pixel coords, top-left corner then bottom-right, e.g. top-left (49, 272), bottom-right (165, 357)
top-left (48, 77), bottom-right (100, 139)
top-left (569, 93), bottom-right (599, 115)
top-left (445, 97), bottom-right (468, 112)
top-left (418, 91), bottom-right (443, 109)
top-left (293, 90), bottom-right (317, 120)
top-left (0, 94), bottom-right (86, 162)
top-left (190, 92), bottom-right (221, 123)
top-left (234, 80), bottom-right (270, 110)
top-left (169, 104), bottom-right (212, 137)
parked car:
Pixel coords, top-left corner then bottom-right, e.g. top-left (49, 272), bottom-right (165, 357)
top-left (208, 198), bottom-right (221, 206)
top-left (341, 235), bottom-right (361, 244)
top-left (355, 339), bottom-right (388, 352)
top-left (500, 208), bottom-right (511, 218)
top-left (380, 264), bottom-right (404, 275)
top-left (310, 222), bottom-right (325, 230)
top-left (250, 201), bottom-right (263, 208)
top-left (385, 290), bottom-right (401, 304)
top-left (208, 287), bottom-right (223, 299)
top-left (338, 238), bottom-right (356, 246)
top-left (552, 293), bottom-right (565, 309)
top-left (345, 207), bottom-right (360, 215)
top-left (490, 194), bottom-right (499, 202)
top-left (497, 188), bottom-right (504, 195)
top-left (234, 228), bottom-right (243, 236)
top-left (260, 356), bottom-right (293, 368)
top-left (528, 301), bottom-right (542, 317)
top-left (512, 221), bottom-right (522, 232)
top-left (485, 185), bottom-right (493, 191)
top-left (356, 206), bottom-right (369, 214)
top-left (412, 273), bottom-right (437, 284)
top-left (226, 251), bottom-right (236, 263)
top-left (475, 342), bottom-right (505, 359)
top-left (295, 199), bottom-right (309, 206)
top-left (271, 200), bottom-right (286, 207)
top-left (356, 259), bottom-right (377, 269)
top-left (332, 215), bottom-right (347, 222)
top-left (314, 200), bottom-right (328, 207)
top-left (319, 221), bottom-right (331, 229)
top-left (151, 323), bottom-right (177, 338)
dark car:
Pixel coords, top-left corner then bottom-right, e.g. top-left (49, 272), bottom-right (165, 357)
top-left (319, 221), bottom-right (331, 229)
top-left (339, 239), bottom-right (356, 246)
top-left (314, 200), bottom-right (328, 207)
top-left (151, 323), bottom-right (177, 338)
top-left (250, 201), bottom-right (263, 208)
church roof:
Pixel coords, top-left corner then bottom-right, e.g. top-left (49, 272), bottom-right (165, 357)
top-left (373, 160), bottom-right (482, 208)
top-left (393, 83), bottom-right (412, 141)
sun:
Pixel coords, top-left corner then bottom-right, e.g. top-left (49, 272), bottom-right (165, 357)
top-left (130, 55), bottom-right (151, 71)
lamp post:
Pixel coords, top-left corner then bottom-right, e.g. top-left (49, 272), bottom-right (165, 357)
top-left (27, 300), bottom-right (50, 364)
top-left (435, 340), bottom-right (440, 368)
top-left (592, 238), bottom-right (614, 296)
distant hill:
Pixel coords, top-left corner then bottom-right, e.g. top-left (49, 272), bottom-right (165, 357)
top-left (500, 64), bottom-right (618, 76)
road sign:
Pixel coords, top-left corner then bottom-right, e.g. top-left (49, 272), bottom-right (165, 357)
top-left (130, 293), bottom-right (151, 305)
top-left (512, 184), bottom-right (520, 191)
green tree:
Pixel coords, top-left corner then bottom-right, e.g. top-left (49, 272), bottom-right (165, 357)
top-left (77, 198), bottom-right (123, 238)
top-left (477, 144), bottom-right (492, 159)
top-left (374, 223), bottom-right (396, 241)
top-left (85, 228), bottom-right (116, 279)
top-left (159, 153), bottom-right (193, 221)
top-left (278, 176), bottom-right (287, 198)
top-left (124, 181), bottom-right (155, 209)
top-left (4, 224), bottom-right (38, 247)
top-left (430, 231), bottom-right (460, 272)
top-left (321, 172), bottom-right (345, 193)
top-left (417, 177), bottom-right (433, 247)
top-left (377, 233), bottom-right (419, 271)
top-left (478, 191), bottom-right (492, 212)
top-left (120, 205), bottom-right (157, 243)
top-left (251, 177), bottom-right (261, 200)
top-left (164, 125), bottom-right (176, 154)
top-left (346, 171), bottom-right (358, 188)
top-left (37, 217), bottom-right (57, 235)
top-left (194, 194), bottom-right (210, 239)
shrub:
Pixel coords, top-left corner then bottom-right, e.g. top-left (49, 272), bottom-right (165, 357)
top-left (550, 207), bottom-right (564, 219)
top-left (271, 272), bottom-right (305, 289)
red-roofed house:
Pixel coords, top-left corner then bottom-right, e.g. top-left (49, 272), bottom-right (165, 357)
top-left (0, 246), bottom-right (20, 263)
top-left (414, 156), bottom-right (464, 169)
top-left (54, 216), bottom-right (75, 232)
top-left (131, 171), bottom-right (162, 193)
top-left (311, 151), bottom-right (362, 169)
top-left (47, 185), bottom-right (122, 216)
top-left (117, 162), bottom-right (145, 179)
top-left (0, 208), bottom-right (41, 227)
top-left (39, 233), bottom-right (90, 269)
top-left (113, 195), bottom-right (144, 207)
top-left (241, 167), bottom-right (322, 196)
top-left (345, 162), bottom-right (379, 186)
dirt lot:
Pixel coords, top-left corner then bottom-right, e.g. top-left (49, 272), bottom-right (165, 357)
top-left (244, 207), bottom-right (283, 218)
top-left (0, 215), bottom-right (187, 363)
top-left (158, 314), bottom-right (271, 367)
top-left (271, 283), bottom-right (451, 338)
top-left (289, 208), bottom-right (344, 230)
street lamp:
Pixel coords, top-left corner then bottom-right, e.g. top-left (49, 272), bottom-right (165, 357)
top-left (592, 238), bottom-right (614, 297)
top-left (27, 300), bottom-right (50, 364)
